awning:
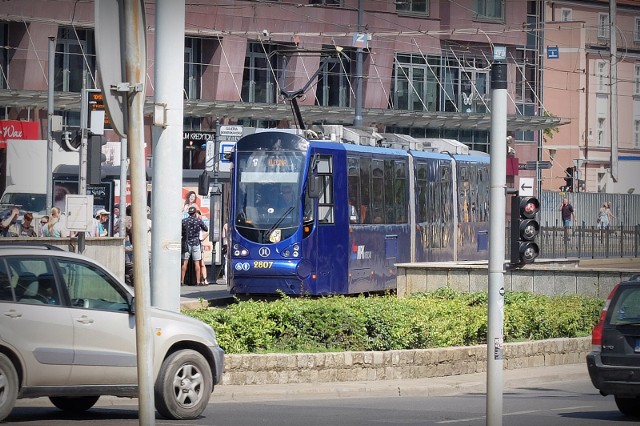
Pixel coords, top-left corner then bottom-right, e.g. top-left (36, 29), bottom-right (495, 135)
top-left (0, 89), bottom-right (565, 132)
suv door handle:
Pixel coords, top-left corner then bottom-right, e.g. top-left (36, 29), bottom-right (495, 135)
top-left (75, 315), bottom-right (94, 324)
top-left (3, 310), bottom-right (22, 319)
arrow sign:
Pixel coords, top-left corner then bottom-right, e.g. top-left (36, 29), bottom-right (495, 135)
top-left (518, 177), bottom-right (534, 196)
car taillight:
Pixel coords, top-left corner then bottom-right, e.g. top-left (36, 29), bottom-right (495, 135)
top-left (592, 284), bottom-right (619, 352)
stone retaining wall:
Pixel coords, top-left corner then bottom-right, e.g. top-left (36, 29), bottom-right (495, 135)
top-left (222, 337), bottom-right (590, 386)
top-left (396, 261), bottom-right (640, 299)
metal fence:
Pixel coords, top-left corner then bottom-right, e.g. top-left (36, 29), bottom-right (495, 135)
top-left (530, 191), bottom-right (640, 260)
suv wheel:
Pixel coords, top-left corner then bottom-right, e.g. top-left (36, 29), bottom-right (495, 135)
top-left (49, 395), bottom-right (100, 412)
top-left (154, 349), bottom-right (212, 420)
top-left (0, 353), bottom-right (18, 422)
top-left (615, 396), bottom-right (640, 417)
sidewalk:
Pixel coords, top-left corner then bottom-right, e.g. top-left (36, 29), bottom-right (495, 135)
top-left (179, 278), bottom-right (232, 309)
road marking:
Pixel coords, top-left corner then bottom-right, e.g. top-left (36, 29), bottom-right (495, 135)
top-left (436, 406), bottom-right (595, 423)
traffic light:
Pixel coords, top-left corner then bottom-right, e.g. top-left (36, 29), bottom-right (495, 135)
top-left (87, 135), bottom-right (107, 185)
top-left (564, 167), bottom-right (574, 192)
top-left (510, 196), bottom-right (540, 266)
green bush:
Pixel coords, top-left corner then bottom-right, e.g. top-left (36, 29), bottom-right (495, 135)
top-left (184, 290), bottom-right (604, 354)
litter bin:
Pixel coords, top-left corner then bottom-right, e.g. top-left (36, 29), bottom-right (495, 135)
top-left (477, 230), bottom-right (489, 251)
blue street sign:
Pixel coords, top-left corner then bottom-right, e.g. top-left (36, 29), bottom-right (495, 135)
top-left (547, 46), bottom-right (559, 59)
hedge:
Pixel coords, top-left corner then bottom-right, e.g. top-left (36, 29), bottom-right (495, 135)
top-left (184, 288), bottom-right (604, 354)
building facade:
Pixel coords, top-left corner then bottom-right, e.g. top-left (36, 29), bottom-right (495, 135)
top-left (543, 0), bottom-right (640, 195)
top-left (0, 0), bottom-right (636, 196)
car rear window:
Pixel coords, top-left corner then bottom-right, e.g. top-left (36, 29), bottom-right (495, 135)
top-left (609, 284), bottom-right (640, 325)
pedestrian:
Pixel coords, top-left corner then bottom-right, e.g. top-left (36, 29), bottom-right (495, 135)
top-left (41, 207), bottom-right (67, 238)
top-left (606, 201), bottom-right (615, 225)
top-left (180, 206), bottom-right (208, 286)
top-left (38, 215), bottom-right (49, 237)
top-left (221, 221), bottom-right (229, 282)
top-left (0, 207), bottom-right (20, 237)
top-left (95, 209), bottom-right (110, 237)
top-left (196, 209), bottom-right (209, 285)
top-left (17, 212), bottom-right (37, 237)
top-left (596, 203), bottom-right (609, 230)
top-left (559, 197), bottom-right (576, 241)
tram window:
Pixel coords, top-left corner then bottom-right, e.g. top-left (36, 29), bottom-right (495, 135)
top-left (317, 155), bottom-right (334, 224)
top-left (384, 160), bottom-right (395, 223)
top-left (394, 161), bottom-right (408, 223)
top-left (371, 160), bottom-right (384, 224)
top-left (360, 157), bottom-right (371, 224)
top-left (347, 157), bottom-right (361, 224)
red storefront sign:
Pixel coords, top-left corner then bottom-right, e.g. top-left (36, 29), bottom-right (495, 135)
top-left (0, 120), bottom-right (40, 148)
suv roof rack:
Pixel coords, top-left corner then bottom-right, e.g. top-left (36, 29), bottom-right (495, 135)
top-left (0, 241), bottom-right (65, 251)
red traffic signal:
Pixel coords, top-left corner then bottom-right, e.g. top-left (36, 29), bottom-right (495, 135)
top-left (511, 196), bottom-right (540, 266)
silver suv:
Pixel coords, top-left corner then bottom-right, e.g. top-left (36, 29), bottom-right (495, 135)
top-left (0, 244), bottom-right (224, 421)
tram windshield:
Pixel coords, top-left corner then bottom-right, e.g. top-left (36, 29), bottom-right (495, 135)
top-left (234, 148), bottom-right (306, 243)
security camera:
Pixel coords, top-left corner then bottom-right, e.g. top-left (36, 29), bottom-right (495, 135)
top-left (262, 29), bottom-right (270, 38)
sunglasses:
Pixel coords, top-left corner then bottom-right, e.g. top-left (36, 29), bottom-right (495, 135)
top-left (40, 221), bottom-right (48, 225)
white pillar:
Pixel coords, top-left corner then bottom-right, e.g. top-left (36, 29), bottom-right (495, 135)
top-left (151, 0), bottom-right (185, 311)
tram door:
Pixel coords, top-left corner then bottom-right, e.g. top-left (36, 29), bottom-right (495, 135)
top-left (310, 153), bottom-right (339, 294)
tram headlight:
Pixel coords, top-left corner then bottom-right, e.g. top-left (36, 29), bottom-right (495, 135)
top-left (232, 243), bottom-right (250, 257)
top-left (281, 243), bottom-right (301, 259)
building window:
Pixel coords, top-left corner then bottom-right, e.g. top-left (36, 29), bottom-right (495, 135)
top-left (597, 61), bottom-right (607, 93)
top-left (635, 18), bottom-right (640, 42)
top-left (634, 119), bottom-right (640, 148)
top-left (515, 51), bottom-right (536, 103)
top-left (0, 23), bottom-right (7, 90)
top-left (309, 0), bottom-right (342, 5)
top-left (396, 0), bottom-right (428, 15)
top-left (316, 49), bottom-right (355, 107)
top-left (474, 0), bottom-right (503, 20)
top-left (635, 64), bottom-right (640, 95)
top-left (440, 57), bottom-right (489, 113)
top-left (597, 117), bottom-right (606, 146)
top-left (55, 28), bottom-right (96, 92)
top-left (560, 8), bottom-right (572, 22)
top-left (598, 13), bottom-right (610, 39)
top-left (184, 37), bottom-right (202, 100)
top-left (241, 42), bottom-right (284, 104)
top-left (391, 53), bottom-right (439, 112)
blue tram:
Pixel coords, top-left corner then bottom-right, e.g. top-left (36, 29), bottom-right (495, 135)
top-left (227, 131), bottom-right (490, 295)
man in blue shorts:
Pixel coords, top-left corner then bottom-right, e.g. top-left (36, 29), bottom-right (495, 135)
top-left (181, 206), bottom-right (208, 286)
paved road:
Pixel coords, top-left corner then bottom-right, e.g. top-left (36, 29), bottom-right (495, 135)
top-left (9, 364), bottom-right (630, 425)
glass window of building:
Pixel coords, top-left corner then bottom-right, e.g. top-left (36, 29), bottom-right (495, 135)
top-left (396, 0), bottom-right (428, 15)
top-left (309, 0), bottom-right (343, 6)
top-left (0, 23), bottom-right (7, 90)
top-left (316, 48), bottom-right (355, 107)
top-left (242, 42), bottom-right (284, 104)
top-left (55, 27), bottom-right (95, 92)
top-left (474, 0), bottom-right (504, 20)
top-left (391, 53), bottom-right (439, 111)
top-left (184, 37), bottom-right (202, 100)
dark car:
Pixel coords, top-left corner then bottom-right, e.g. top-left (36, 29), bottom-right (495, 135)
top-left (587, 275), bottom-right (640, 417)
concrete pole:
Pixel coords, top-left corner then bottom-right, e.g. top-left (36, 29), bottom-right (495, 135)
top-left (123, 0), bottom-right (154, 424)
top-left (46, 37), bottom-right (55, 211)
top-left (151, 0), bottom-right (185, 312)
top-left (354, 0), bottom-right (363, 128)
top-left (610, 0), bottom-right (618, 182)
top-left (487, 61), bottom-right (508, 426)
top-left (119, 137), bottom-right (128, 237)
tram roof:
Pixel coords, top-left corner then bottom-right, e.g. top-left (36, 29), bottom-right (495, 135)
top-left (0, 90), bottom-right (564, 132)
